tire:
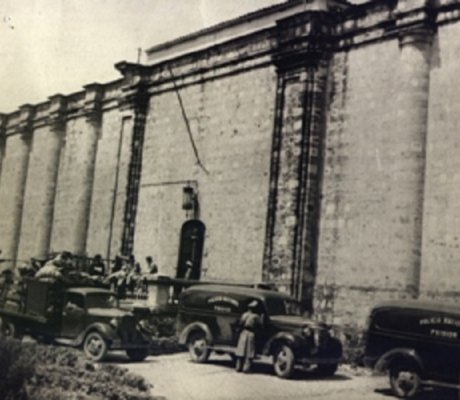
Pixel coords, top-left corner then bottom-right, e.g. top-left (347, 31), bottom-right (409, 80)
top-left (273, 344), bottom-right (295, 379)
top-left (126, 348), bottom-right (149, 362)
top-left (315, 363), bottom-right (338, 377)
top-left (0, 318), bottom-right (22, 340)
top-left (389, 363), bottom-right (421, 399)
top-left (83, 331), bottom-right (108, 362)
top-left (187, 331), bottom-right (210, 363)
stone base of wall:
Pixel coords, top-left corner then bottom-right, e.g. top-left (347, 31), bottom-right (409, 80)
top-left (314, 284), bottom-right (417, 328)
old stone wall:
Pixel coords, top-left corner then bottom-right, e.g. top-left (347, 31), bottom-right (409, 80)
top-left (134, 66), bottom-right (277, 280)
top-left (85, 110), bottom-right (131, 260)
top-left (2, 0), bottom-right (460, 329)
top-left (420, 21), bottom-right (460, 301)
top-left (50, 114), bottom-right (99, 254)
top-left (16, 124), bottom-right (62, 262)
top-left (317, 35), bottom-right (430, 325)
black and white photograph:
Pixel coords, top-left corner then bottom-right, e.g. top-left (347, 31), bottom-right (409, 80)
top-left (1, 0), bottom-right (460, 399)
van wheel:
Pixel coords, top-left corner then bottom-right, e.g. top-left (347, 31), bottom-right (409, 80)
top-left (389, 363), bottom-right (421, 398)
top-left (188, 331), bottom-right (210, 363)
top-left (83, 332), bottom-right (108, 362)
top-left (273, 344), bottom-right (295, 378)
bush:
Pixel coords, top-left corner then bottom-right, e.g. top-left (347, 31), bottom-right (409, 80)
top-left (0, 339), bottom-right (34, 400)
top-left (0, 339), bottom-right (162, 400)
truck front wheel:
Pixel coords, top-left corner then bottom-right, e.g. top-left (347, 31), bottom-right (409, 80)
top-left (273, 344), bottom-right (295, 378)
top-left (188, 331), bottom-right (210, 363)
top-left (83, 332), bottom-right (108, 362)
top-left (389, 362), bottom-right (421, 399)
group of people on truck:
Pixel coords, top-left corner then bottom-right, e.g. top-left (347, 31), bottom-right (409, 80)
top-left (105, 254), bottom-right (159, 298)
top-left (0, 250), bottom-right (160, 301)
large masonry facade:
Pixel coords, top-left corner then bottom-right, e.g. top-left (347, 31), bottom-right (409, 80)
top-left (2, 0), bottom-right (460, 326)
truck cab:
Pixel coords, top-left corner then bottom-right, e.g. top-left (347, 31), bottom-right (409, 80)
top-left (0, 279), bottom-right (151, 362)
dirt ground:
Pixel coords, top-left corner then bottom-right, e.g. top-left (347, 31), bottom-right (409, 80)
top-left (119, 352), bottom-right (460, 400)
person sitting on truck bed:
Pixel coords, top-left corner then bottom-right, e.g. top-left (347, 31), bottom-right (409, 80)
top-left (35, 252), bottom-right (73, 283)
top-left (18, 257), bottom-right (42, 278)
top-left (88, 254), bottom-right (106, 277)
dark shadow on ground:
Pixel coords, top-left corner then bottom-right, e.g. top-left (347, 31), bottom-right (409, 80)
top-left (201, 357), bottom-right (350, 381)
top-left (375, 387), bottom-right (460, 400)
top-left (104, 351), bottom-right (159, 364)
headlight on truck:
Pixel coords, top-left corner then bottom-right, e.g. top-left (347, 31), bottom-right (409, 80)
top-left (110, 318), bottom-right (119, 329)
top-left (302, 326), bottom-right (313, 337)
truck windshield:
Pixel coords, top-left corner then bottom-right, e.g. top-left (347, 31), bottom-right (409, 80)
top-left (265, 298), bottom-right (303, 316)
top-left (86, 293), bottom-right (118, 309)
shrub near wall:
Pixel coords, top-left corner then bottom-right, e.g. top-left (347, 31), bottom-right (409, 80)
top-left (0, 339), bottom-right (161, 400)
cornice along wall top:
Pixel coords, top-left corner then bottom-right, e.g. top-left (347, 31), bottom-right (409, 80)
top-left (3, 0), bottom-right (460, 126)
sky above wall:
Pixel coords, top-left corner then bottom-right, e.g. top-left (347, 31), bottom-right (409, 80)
top-left (0, 0), bottom-right (285, 112)
top-left (0, 0), bottom-right (367, 113)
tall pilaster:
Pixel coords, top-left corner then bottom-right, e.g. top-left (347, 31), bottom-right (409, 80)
top-left (0, 105), bottom-right (34, 268)
top-left (263, 12), bottom-right (332, 308)
top-left (115, 62), bottom-right (150, 256)
top-left (17, 95), bottom-right (66, 261)
top-left (73, 84), bottom-right (103, 255)
top-left (395, 0), bottom-right (435, 297)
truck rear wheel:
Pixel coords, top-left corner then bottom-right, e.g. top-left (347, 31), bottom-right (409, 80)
top-left (126, 348), bottom-right (149, 362)
top-left (83, 331), bottom-right (108, 362)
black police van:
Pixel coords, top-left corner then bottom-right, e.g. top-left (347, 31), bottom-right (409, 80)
top-left (365, 300), bottom-right (460, 398)
top-left (176, 284), bottom-right (342, 378)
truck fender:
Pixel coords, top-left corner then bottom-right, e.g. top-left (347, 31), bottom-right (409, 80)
top-left (262, 332), bottom-right (302, 356)
top-left (75, 322), bottom-right (118, 347)
top-left (374, 348), bottom-right (424, 373)
top-left (178, 322), bottom-right (213, 346)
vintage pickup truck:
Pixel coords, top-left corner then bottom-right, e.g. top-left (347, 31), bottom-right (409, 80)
top-left (0, 278), bottom-right (151, 361)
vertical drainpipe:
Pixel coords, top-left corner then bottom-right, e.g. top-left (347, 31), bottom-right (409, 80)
top-left (0, 114), bottom-right (6, 188)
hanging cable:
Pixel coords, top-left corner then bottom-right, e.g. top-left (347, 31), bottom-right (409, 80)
top-left (167, 65), bottom-right (209, 175)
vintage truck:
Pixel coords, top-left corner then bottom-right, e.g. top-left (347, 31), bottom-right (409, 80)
top-left (0, 278), bottom-right (151, 361)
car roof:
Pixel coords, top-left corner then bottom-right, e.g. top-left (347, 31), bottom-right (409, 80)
top-left (182, 284), bottom-right (295, 302)
top-left (372, 299), bottom-right (460, 316)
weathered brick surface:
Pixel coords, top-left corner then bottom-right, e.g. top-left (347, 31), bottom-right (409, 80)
top-left (134, 67), bottom-right (277, 280)
top-left (421, 22), bottom-right (460, 297)
top-left (17, 125), bottom-right (62, 261)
